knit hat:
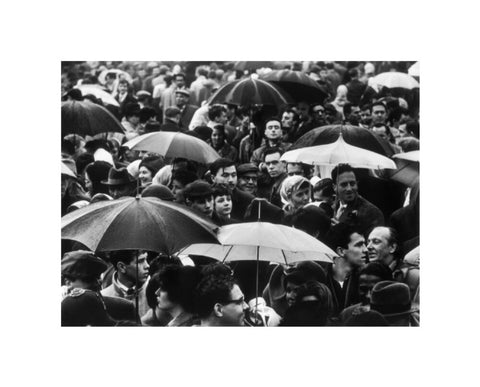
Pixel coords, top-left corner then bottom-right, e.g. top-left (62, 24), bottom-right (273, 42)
top-left (370, 281), bottom-right (417, 317)
top-left (141, 184), bottom-right (175, 201)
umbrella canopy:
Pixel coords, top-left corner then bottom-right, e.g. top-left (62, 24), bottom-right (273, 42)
top-left (260, 69), bottom-right (328, 104)
top-left (98, 69), bottom-right (133, 85)
top-left (388, 150), bottom-right (419, 186)
top-left (292, 124), bottom-right (396, 157)
top-left (233, 61), bottom-right (274, 72)
top-left (61, 196), bottom-right (219, 254)
top-left (372, 71), bottom-right (419, 89)
top-left (61, 100), bottom-right (125, 137)
top-left (61, 161), bottom-right (77, 178)
top-left (281, 134), bottom-right (397, 169)
top-left (209, 76), bottom-right (293, 107)
top-left (75, 84), bottom-right (120, 107)
top-left (408, 62), bottom-right (420, 77)
top-left (123, 131), bottom-right (220, 164)
top-left (178, 222), bottom-right (335, 265)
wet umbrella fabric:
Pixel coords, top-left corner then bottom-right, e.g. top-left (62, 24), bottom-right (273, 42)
top-left (75, 84), bottom-right (120, 107)
top-left (388, 151), bottom-right (419, 186)
top-left (292, 124), bottom-right (396, 157)
top-left (281, 134), bottom-right (397, 169)
top-left (123, 131), bottom-right (220, 164)
top-left (61, 196), bottom-right (219, 254)
top-left (62, 100), bottom-right (125, 137)
top-left (260, 69), bottom-right (328, 104)
top-left (372, 72), bottom-right (419, 90)
top-left (209, 77), bottom-right (293, 107)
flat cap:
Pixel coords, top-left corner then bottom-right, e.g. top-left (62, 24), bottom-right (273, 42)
top-left (61, 250), bottom-right (108, 279)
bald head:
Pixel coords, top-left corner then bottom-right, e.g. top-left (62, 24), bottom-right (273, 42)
top-left (367, 227), bottom-right (398, 265)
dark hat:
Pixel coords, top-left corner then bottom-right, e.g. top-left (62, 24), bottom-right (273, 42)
top-left (123, 102), bottom-right (141, 117)
top-left (284, 261), bottom-right (327, 286)
top-left (175, 89), bottom-right (190, 97)
top-left (101, 167), bottom-right (135, 186)
top-left (61, 289), bottom-right (115, 326)
top-left (183, 180), bottom-right (213, 199)
top-left (370, 281), bottom-right (417, 317)
top-left (193, 125), bottom-right (212, 142)
top-left (237, 163), bottom-right (259, 176)
top-left (61, 250), bottom-right (108, 279)
top-left (85, 161), bottom-right (112, 184)
top-left (165, 107), bottom-right (181, 118)
top-left (64, 88), bottom-right (83, 101)
top-left (141, 184), bottom-right (175, 201)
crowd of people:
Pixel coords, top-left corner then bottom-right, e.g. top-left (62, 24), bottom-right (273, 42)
top-left (61, 60), bottom-right (420, 327)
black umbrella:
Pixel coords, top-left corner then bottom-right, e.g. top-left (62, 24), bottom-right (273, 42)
top-left (62, 100), bottom-right (125, 137)
top-left (260, 69), bottom-right (328, 104)
top-left (291, 124), bottom-right (396, 157)
top-left (209, 77), bottom-right (293, 108)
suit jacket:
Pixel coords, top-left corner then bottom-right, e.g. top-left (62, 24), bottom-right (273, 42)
top-left (102, 295), bottom-right (138, 324)
top-left (179, 104), bottom-right (199, 131)
top-left (231, 187), bottom-right (254, 220)
top-left (160, 121), bottom-right (183, 132)
top-left (335, 195), bottom-right (384, 236)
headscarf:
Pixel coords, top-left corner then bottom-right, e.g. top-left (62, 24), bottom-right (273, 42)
top-left (279, 175), bottom-right (311, 207)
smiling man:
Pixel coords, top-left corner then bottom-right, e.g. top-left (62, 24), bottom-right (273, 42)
top-left (331, 164), bottom-right (384, 235)
top-left (367, 226), bottom-right (399, 271)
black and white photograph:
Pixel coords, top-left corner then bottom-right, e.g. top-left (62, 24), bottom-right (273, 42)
top-left (60, 60), bottom-right (420, 327)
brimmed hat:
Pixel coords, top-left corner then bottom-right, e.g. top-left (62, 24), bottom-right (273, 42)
top-left (183, 180), bottom-right (213, 199)
top-left (61, 250), bottom-right (108, 279)
top-left (370, 281), bottom-right (418, 317)
top-left (175, 89), bottom-right (190, 97)
top-left (101, 167), bottom-right (135, 186)
top-left (237, 163), bottom-right (259, 176)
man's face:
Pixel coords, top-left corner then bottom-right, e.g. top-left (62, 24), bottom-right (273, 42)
top-left (342, 232), bottom-right (368, 267)
top-left (281, 112), bottom-right (295, 128)
top-left (118, 82), bottom-right (128, 94)
top-left (211, 128), bottom-right (225, 148)
top-left (175, 93), bottom-right (189, 107)
top-left (109, 184), bottom-right (133, 199)
top-left (335, 171), bottom-right (358, 204)
top-left (360, 109), bottom-right (371, 125)
top-left (367, 227), bottom-right (395, 263)
top-left (286, 163), bottom-right (305, 177)
top-left (264, 120), bottom-right (282, 141)
top-left (220, 284), bottom-right (248, 326)
top-left (358, 274), bottom-right (382, 305)
top-left (371, 105), bottom-right (387, 125)
top-left (297, 102), bottom-right (310, 121)
top-left (265, 152), bottom-right (285, 178)
top-left (170, 179), bottom-right (185, 202)
top-left (312, 105), bottom-right (325, 121)
top-left (285, 281), bottom-right (302, 307)
top-left (290, 186), bottom-right (311, 210)
top-left (189, 195), bottom-right (214, 218)
top-left (174, 76), bottom-right (186, 88)
top-left (215, 111), bottom-right (228, 125)
top-left (213, 166), bottom-right (237, 190)
top-left (214, 194), bottom-right (232, 217)
top-left (123, 252), bottom-right (150, 286)
top-left (128, 114), bottom-right (140, 126)
top-left (237, 173), bottom-right (257, 195)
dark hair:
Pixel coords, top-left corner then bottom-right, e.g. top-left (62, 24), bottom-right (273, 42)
top-left (211, 125), bottom-right (226, 137)
top-left (118, 79), bottom-right (129, 87)
top-left (371, 101), bottom-right (387, 111)
top-left (171, 168), bottom-right (198, 187)
top-left (286, 162), bottom-right (311, 177)
top-left (348, 68), bottom-right (358, 78)
top-left (62, 139), bottom-right (75, 156)
top-left (109, 250), bottom-right (142, 267)
top-left (139, 107), bottom-right (156, 124)
top-left (212, 183), bottom-right (232, 199)
top-left (208, 104), bottom-right (227, 121)
top-left (146, 271), bottom-right (163, 309)
top-left (388, 107), bottom-right (409, 125)
top-left (156, 265), bottom-right (201, 313)
top-left (194, 274), bottom-right (237, 318)
top-left (263, 146), bottom-right (284, 159)
top-left (263, 116), bottom-right (282, 129)
top-left (291, 206), bottom-right (331, 238)
top-left (209, 158), bottom-right (235, 176)
top-left (359, 261), bottom-right (393, 281)
top-left (328, 223), bottom-right (363, 250)
top-left (76, 153), bottom-right (95, 176)
top-left (197, 67), bottom-right (208, 77)
top-left (331, 163), bottom-right (356, 182)
top-left (406, 119), bottom-right (420, 138)
top-left (282, 108), bottom-right (299, 123)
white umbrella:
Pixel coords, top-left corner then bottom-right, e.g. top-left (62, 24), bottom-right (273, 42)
top-left (75, 84), bottom-right (120, 107)
top-left (61, 161), bottom-right (76, 178)
top-left (280, 134), bottom-right (397, 170)
top-left (393, 150), bottom-right (419, 163)
top-left (408, 62), bottom-right (420, 77)
top-left (98, 69), bottom-right (133, 85)
top-left (123, 131), bottom-right (220, 164)
top-left (372, 71), bottom-right (419, 89)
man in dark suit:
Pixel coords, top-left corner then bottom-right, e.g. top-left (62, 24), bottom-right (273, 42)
top-left (175, 89), bottom-right (198, 131)
top-left (160, 107), bottom-right (183, 132)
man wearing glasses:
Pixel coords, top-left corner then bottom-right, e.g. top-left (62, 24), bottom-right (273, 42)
top-left (195, 274), bottom-right (249, 326)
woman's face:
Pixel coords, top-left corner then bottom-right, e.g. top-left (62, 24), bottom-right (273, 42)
top-left (290, 187), bottom-right (311, 209)
top-left (211, 128), bottom-right (224, 148)
top-left (214, 195), bottom-right (232, 217)
top-left (138, 166), bottom-right (153, 186)
top-left (155, 288), bottom-right (175, 312)
top-left (118, 82), bottom-right (128, 94)
top-left (85, 172), bottom-right (93, 193)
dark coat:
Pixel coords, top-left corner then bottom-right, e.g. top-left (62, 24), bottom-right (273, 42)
top-left (231, 187), bottom-right (255, 220)
top-left (178, 104), bottom-right (199, 131)
top-left (102, 295), bottom-right (138, 324)
top-left (160, 120), bottom-right (183, 132)
top-left (335, 195), bottom-right (384, 236)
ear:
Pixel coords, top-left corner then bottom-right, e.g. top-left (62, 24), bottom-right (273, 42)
top-left (336, 247), bottom-right (345, 258)
top-left (117, 261), bottom-right (126, 274)
top-left (213, 303), bottom-right (223, 318)
top-left (390, 243), bottom-right (398, 254)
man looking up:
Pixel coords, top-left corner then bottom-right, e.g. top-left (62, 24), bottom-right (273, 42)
top-left (331, 164), bottom-right (384, 235)
top-left (251, 117), bottom-right (292, 166)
